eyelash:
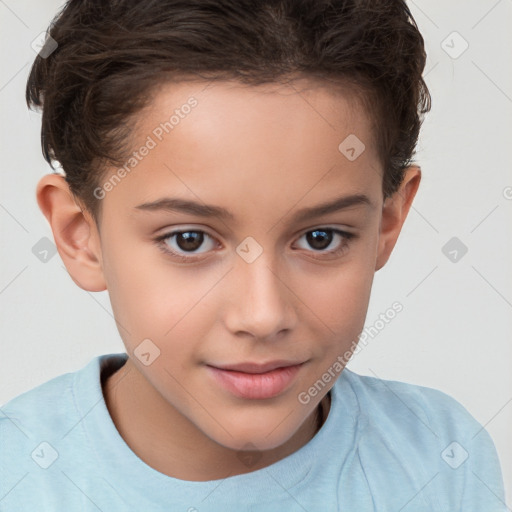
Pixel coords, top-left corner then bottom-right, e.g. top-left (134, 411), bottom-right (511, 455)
top-left (154, 227), bottom-right (356, 263)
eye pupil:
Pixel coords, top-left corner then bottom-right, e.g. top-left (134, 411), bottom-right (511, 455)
top-left (177, 231), bottom-right (204, 251)
top-left (306, 230), bottom-right (333, 250)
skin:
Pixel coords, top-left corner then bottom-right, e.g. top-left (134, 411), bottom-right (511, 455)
top-left (36, 78), bottom-right (420, 481)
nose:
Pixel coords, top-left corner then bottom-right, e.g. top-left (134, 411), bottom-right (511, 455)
top-left (223, 251), bottom-right (297, 340)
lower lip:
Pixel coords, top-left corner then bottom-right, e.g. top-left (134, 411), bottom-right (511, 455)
top-left (207, 364), bottom-right (303, 400)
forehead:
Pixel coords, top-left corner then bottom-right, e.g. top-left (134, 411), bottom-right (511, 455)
top-left (142, 77), bottom-right (377, 159)
top-left (100, 78), bottom-right (382, 226)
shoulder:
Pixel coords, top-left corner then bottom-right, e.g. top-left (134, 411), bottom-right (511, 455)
top-left (336, 369), bottom-right (507, 510)
top-left (0, 353), bottom-right (123, 439)
top-left (0, 369), bottom-right (76, 436)
top-left (341, 368), bottom-right (481, 438)
top-left (0, 354), bottom-right (127, 510)
top-left (0, 368), bottom-right (77, 503)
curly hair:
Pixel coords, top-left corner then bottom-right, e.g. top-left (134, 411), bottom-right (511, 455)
top-left (26, 0), bottom-right (431, 225)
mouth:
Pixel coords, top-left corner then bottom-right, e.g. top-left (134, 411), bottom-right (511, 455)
top-left (206, 360), bottom-right (306, 400)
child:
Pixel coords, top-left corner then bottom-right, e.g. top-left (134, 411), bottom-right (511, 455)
top-left (0, 0), bottom-right (507, 510)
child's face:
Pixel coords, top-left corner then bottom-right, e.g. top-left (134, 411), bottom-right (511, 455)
top-left (43, 78), bottom-right (419, 455)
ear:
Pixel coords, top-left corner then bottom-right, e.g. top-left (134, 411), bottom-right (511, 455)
top-left (36, 173), bottom-right (107, 291)
top-left (375, 166), bottom-right (421, 271)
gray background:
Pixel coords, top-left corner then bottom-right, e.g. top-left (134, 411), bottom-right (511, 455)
top-left (1, 0), bottom-right (511, 505)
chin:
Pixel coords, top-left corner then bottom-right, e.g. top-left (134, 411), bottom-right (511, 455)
top-left (219, 434), bottom-right (292, 454)
top-left (207, 415), bottom-right (306, 453)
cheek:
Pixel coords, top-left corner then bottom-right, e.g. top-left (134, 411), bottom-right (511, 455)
top-left (290, 253), bottom-right (376, 365)
top-left (102, 235), bottom-right (219, 350)
top-left (297, 259), bottom-right (374, 331)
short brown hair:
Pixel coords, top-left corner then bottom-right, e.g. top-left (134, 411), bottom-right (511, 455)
top-left (26, 0), bottom-right (431, 225)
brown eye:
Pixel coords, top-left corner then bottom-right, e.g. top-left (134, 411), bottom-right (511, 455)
top-left (305, 229), bottom-right (335, 251)
top-left (154, 229), bottom-right (218, 262)
top-left (174, 231), bottom-right (205, 252)
top-left (294, 228), bottom-right (356, 260)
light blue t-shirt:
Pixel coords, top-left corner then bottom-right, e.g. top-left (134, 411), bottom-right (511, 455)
top-left (0, 352), bottom-right (507, 511)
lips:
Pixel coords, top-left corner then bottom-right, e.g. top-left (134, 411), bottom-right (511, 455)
top-left (206, 360), bottom-right (305, 400)
top-left (211, 360), bottom-right (304, 374)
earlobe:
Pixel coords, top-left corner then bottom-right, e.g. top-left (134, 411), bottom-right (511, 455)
top-left (375, 166), bottom-right (421, 271)
top-left (36, 173), bottom-right (107, 292)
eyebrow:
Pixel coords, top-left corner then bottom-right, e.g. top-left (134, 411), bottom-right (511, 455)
top-left (134, 193), bottom-right (374, 224)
